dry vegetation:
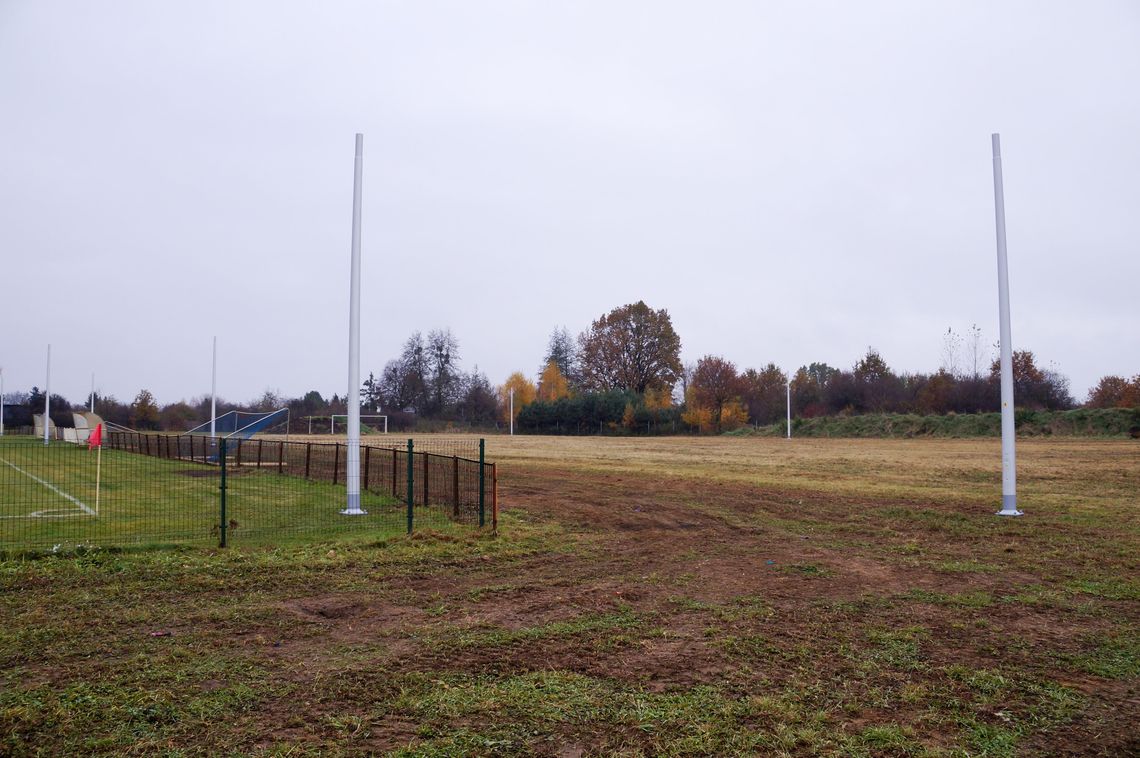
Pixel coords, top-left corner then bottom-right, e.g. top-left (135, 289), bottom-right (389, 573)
top-left (2, 435), bottom-right (1137, 756)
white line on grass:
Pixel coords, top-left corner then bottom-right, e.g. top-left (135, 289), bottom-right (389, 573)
top-left (0, 455), bottom-right (96, 517)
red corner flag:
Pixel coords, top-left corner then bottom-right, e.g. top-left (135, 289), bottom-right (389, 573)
top-left (88, 423), bottom-right (103, 449)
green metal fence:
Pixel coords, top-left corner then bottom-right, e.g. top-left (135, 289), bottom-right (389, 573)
top-left (0, 433), bottom-right (494, 552)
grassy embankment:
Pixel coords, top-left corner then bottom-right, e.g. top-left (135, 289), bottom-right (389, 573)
top-left (733, 407), bottom-right (1140, 439)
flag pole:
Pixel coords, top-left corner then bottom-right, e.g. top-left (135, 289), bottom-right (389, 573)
top-left (89, 423), bottom-right (104, 517)
top-left (95, 444), bottom-right (102, 516)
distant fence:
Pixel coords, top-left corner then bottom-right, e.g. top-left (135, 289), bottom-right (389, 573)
top-left (0, 433), bottom-right (495, 552)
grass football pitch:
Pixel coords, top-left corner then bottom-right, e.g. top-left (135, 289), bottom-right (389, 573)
top-left (0, 436), bottom-right (407, 550)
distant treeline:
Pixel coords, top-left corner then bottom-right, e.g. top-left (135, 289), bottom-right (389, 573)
top-left (5, 301), bottom-right (1137, 436)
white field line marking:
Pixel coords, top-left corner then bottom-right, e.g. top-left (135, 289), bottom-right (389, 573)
top-left (0, 455), bottom-right (96, 517)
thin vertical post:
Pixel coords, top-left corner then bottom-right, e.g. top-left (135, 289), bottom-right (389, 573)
top-left (333, 443), bottom-right (340, 485)
top-left (422, 452), bottom-right (429, 506)
top-left (363, 445), bottom-right (371, 490)
top-left (492, 462), bottom-right (498, 533)
top-left (992, 133), bottom-right (1021, 516)
top-left (786, 381), bottom-right (791, 439)
top-left (304, 442), bottom-right (312, 479)
top-left (478, 438), bottom-right (486, 527)
top-left (256, 439), bottom-right (263, 468)
top-left (343, 132), bottom-right (366, 515)
top-left (391, 447), bottom-right (397, 496)
top-left (277, 441), bottom-right (284, 474)
top-left (44, 344), bottom-right (51, 445)
top-left (509, 388), bottom-right (514, 435)
top-left (452, 455), bottom-right (460, 519)
top-left (406, 439), bottom-right (414, 534)
top-left (219, 438), bottom-right (228, 547)
top-left (210, 337), bottom-right (217, 439)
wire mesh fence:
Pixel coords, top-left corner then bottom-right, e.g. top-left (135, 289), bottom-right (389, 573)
top-left (0, 432), bottom-right (494, 553)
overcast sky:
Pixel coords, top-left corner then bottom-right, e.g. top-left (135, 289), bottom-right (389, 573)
top-left (2, 0), bottom-right (1137, 408)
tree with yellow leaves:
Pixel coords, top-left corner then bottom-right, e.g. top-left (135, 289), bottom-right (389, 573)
top-left (499, 372), bottom-right (537, 426)
top-left (536, 361), bottom-right (570, 403)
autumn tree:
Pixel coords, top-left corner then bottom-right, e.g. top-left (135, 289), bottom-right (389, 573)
top-left (643, 387), bottom-right (674, 412)
top-left (130, 389), bottom-right (160, 430)
top-left (680, 389), bottom-right (714, 434)
top-left (687, 355), bottom-right (746, 433)
top-left (1086, 375), bottom-right (1140, 408)
top-left (989, 350), bottom-right (1073, 410)
top-left (499, 372), bottom-right (537, 426)
top-left (537, 360), bottom-right (570, 402)
top-left (740, 363), bottom-right (787, 425)
top-left (577, 301), bottom-right (682, 394)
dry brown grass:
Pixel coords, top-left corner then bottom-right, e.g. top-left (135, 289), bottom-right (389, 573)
top-left (474, 435), bottom-right (1139, 515)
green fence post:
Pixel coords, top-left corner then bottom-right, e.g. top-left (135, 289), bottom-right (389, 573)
top-left (478, 438), bottom-right (485, 528)
top-left (406, 439), bottom-right (414, 534)
top-left (219, 438), bottom-right (228, 548)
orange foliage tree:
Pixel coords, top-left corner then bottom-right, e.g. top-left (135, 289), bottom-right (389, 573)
top-left (537, 361), bottom-right (570, 403)
top-left (1087, 375), bottom-right (1140, 408)
top-left (499, 372), bottom-right (537, 426)
top-left (686, 355), bottom-right (747, 433)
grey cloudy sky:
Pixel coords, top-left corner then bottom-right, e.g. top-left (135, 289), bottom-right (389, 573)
top-left (2, 0), bottom-right (1137, 407)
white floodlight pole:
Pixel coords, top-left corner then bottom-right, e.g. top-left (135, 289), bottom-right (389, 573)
top-left (44, 344), bottom-right (51, 445)
top-left (786, 380), bottom-right (791, 439)
top-left (342, 133), bottom-right (366, 515)
top-left (509, 387), bottom-right (514, 436)
top-left (210, 336), bottom-right (217, 440)
top-left (992, 133), bottom-right (1021, 517)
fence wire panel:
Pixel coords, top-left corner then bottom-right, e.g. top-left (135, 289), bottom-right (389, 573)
top-left (1, 434), bottom-right (217, 551)
top-left (0, 432), bottom-right (492, 552)
top-left (220, 439), bottom-right (407, 543)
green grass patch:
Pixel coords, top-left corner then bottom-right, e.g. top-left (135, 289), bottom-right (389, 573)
top-left (0, 437), bottom-right (431, 552)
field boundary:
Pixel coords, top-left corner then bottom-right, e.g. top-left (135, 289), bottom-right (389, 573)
top-left (0, 454), bottom-right (96, 518)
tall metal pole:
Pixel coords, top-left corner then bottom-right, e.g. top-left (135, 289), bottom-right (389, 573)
top-left (44, 345), bottom-right (51, 445)
top-left (342, 133), bottom-right (366, 515)
top-left (210, 336), bottom-right (217, 440)
top-left (992, 133), bottom-right (1021, 516)
top-left (786, 380), bottom-right (791, 439)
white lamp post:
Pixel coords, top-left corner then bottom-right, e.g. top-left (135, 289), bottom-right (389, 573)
top-left (342, 133), bottom-right (366, 515)
top-left (992, 133), bottom-right (1021, 517)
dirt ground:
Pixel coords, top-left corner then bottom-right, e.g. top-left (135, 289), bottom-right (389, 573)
top-left (251, 436), bottom-right (1139, 755)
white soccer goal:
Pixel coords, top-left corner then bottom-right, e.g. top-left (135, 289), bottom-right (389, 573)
top-left (329, 414), bottom-right (387, 435)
